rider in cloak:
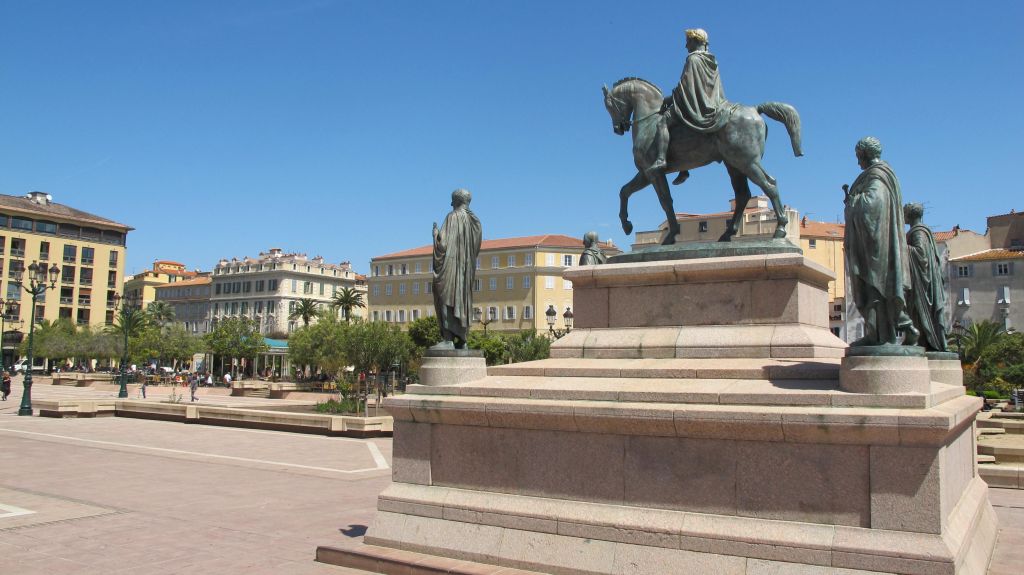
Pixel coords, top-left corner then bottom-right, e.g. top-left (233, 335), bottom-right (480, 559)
top-left (651, 28), bottom-right (734, 185)
top-left (431, 189), bottom-right (482, 349)
top-left (578, 231), bottom-right (608, 266)
top-left (903, 203), bottom-right (949, 351)
top-left (844, 137), bottom-right (918, 347)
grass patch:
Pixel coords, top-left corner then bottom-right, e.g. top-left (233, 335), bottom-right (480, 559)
top-left (314, 398), bottom-right (359, 415)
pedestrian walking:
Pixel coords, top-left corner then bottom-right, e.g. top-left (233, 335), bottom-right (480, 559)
top-left (1, 371), bottom-right (11, 401)
top-left (190, 374), bottom-right (200, 402)
top-left (141, 377), bottom-right (147, 399)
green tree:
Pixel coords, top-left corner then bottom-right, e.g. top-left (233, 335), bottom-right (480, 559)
top-left (203, 317), bottom-right (269, 376)
top-left (133, 324), bottom-right (202, 367)
top-left (288, 316), bottom-right (350, 379)
top-left (468, 330), bottom-right (508, 365)
top-left (504, 329), bottom-right (551, 364)
top-left (407, 316), bottom-right (441, 350)
top-left (289, 298), bottom-right (320, 327)
top-left (146, 301), bottom-right (176, 328)
top-left (977, 331), bottom-right (1024, 387)
top-left (959, 320), bottom-right (1007, 365)
top-left (108, 307), bottom-right (151, 365)
top-left (22, 319), bottom-right (77, 367)
top-left (343, 321), bottom-right (413, 376)
top-left (330, 287), bottom-right (366, 323)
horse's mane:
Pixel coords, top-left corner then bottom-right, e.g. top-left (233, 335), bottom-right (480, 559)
top-left (612, 77), bottom-right (663, 95)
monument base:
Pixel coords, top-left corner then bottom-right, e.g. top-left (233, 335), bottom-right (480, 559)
top-left (419, 349), bottom-right (486, 387)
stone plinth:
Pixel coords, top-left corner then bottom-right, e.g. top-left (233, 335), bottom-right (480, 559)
top-left (418, 349), bottom-right (487, 387)
top-left (928, 351), bottom-right (965, 387)
top-left (318, 253), bottom-right (996, 575)
top-left (556, 253), bottom-right (847, 359)
top-left (840, 346), bottom-right (932, 395)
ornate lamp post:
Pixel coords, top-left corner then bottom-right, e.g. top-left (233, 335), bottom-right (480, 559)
top-left (951, 320), bottom-right (965, 363)
top-left (1, 298), bottom-right (21, 368)
top-left (14, 261), bottom-right (60, 416)
top-left (473, 307), bottom-right (492, 335)
top-left (111, 293), bottom-right (143, 399)
top-left (545, 305), bottom-right (574, 339)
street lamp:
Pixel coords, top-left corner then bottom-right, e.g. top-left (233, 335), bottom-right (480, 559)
top-left (951, 320), bottom-right (965, 363)
top-left (1, 298), bottom-right (20, 368)
top-left (474, 307), bottom-right (492, 335)
top-left (111, 292), bottom-right (143, 399)
top-left (546, 305), bottom-right (574, 339)
top-left (13, 261), bottom-right (60, 416)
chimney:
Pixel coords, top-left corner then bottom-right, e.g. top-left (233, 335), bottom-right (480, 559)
top-left (26, 191), bottom-right (52, 205)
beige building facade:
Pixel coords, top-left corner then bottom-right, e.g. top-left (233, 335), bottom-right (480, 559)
top-left (124, 260), bottom-right (198, 308)
top-left (948, 211), bottom-right (1024, 332)
top-left (210, 248), bottom-right (366, 335)
top-left (0, 192), bottom-right (131, 336)
top-left (368, 235), bottom-right (620, 333)
top-left (154, 275), bottom-right (213, 334)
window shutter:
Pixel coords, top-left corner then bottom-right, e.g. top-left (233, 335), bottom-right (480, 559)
top-left (992, 263), bottom-right (998, 276)
top-left (1010, 262), bottom-right (1015, 275)
top-left (968, 264), bottom-right (974, 277)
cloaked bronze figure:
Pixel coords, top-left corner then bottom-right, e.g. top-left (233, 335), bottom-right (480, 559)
top-left (431, 189), bottom-right (482, 349)
top-left (843, 137), bottom-right (919, 347)
top-left (579, 231), bottom-right (608, 266)
top-left (904, 203), bottom-right (949, 351)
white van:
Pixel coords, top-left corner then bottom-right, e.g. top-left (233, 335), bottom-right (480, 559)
top-left (12, 359), bottom-right (46, 374)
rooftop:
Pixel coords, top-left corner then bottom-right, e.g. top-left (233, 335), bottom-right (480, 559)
top-left (0, 192), bottom-right (133, 230)
top-left (216, 248), bottom-right (355, 271)
top-left (950, 248), bottom-right (1024, 262)
top-left (373, 234), bottom-right (618, 261)
top-left (799, 218), bottom-right (845, 239)
top-left (154, 276), bottom-right (212, 289)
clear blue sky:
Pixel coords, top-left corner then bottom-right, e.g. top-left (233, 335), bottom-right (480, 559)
top-left (2, 1), bottom-right (1021, 276)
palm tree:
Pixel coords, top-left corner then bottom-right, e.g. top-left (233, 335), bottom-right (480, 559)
top-left (330, 287), bottom-right (366, 322)
top-left (146, 301), bottom-right (175, 328)
top-left (958, 320), bottom-right (1007, 365)
top-left (289, 298), bottom-right (320, 327)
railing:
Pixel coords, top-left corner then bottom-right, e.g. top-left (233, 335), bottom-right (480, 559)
top-left (106, 301), bottom-right (116, 309)
top-left (11, 249), bottom-right (25, 257)
top-left (81, 258), bottom-right (94, 265)
top-left (79, 278), bottom-right (92, 286)
top-left (61, 277), bottom-right (75, 285)
top-left (76, 318), bottom-right (89, 325)
top-left (107, 282), bottom-right (117, 289)
top-left (39, 253), bottom-right (49, 261)
top-left (59, 297), bottom-right (73, 305)
top-left (78, 298), bottom-right (91, 306)
top-left (63, 256), bottom-right (76, 263)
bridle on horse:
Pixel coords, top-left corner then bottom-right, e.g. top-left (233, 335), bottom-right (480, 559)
top-left (608, 90), bottom-right (662, 132)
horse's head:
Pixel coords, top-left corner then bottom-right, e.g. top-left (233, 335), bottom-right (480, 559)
top-left (603, 84), bottom-right (632, 136)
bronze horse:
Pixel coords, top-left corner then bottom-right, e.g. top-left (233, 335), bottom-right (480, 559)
top-left (603, 77), bottom-right (803, 244)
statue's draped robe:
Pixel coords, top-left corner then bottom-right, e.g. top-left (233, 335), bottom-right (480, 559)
top-left (844, 161), bottom-right (911, 342)
top-left (579, 247), bottom-right (607, 266)
top-left (670, 50), bottom-right (732, 133)
top-left (907, 223), bottom-right (949, 351)
top-left (432, 206), bottom-right (482, 341)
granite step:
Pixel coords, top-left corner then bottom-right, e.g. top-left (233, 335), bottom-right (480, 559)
top-left (977, 454), bottom-right (996, 463)
top-left (317, 543), bottom-right (544, 575)
top-left (488, 357), bottom-right (841, 381)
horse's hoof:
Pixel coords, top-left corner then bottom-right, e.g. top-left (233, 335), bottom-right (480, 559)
top-left (773, 229), bottom-right (787, 239)
top-left (622, 221), bottom-right (633, 235)
top-left (661, 237), bottom-right (676, 246)
top-left (718, 233), bottom-right (733, 242)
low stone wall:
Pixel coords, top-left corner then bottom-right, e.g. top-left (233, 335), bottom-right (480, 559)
top-left (50, 373), bottom-right (116, 387)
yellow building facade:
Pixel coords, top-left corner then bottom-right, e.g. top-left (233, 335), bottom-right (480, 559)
top-left (124, 260), bottom-right (199, 309)
top-left (369, 235), bottom-right (620, 333)
top-left (0, 191), bottom-right (131, 335)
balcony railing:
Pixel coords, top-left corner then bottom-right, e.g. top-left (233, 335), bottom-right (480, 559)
top-left (39, 253), bottom-right (49, 261)
top-left (81, 258), bottom-right (94, 266)
top-left (11, 249), bottom-right (25, 257)
top-left (76, 318), bottom-right (89, 325)
top-left (63, 256), bottom-right (76, 263)
top-left (78, 298), bottom-right (91, 306)
top-left (106, 301), bottom-right (116, 309)
top-left (61, 277), bottom-right (75, 285)
top-left (59, 297), bottom-right (73, 305)
top-left (79, 278), bottom-right (92, 286)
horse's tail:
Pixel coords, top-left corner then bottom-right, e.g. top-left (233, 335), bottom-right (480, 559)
top-left (757, 102), bottom-right (803, 157)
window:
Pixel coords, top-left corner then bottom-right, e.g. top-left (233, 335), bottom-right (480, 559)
top-left (256, 280), bottom-right (264, 292)
top-left (957, 265), bottom-right (971, 278)
top-left (10, 238), bottom-right (24, 257)
top-left (268, 279), bottom-right (278, 291)
top-left (475, 258), bottom-right (481, 270)
top-left (243, 281), bottom-right (252, 293)
top-left (387, 265), bottom-right (394, 276)
top-left (545, 276), bottom-right (554, 289)
top-left (63, 244), bottom-right (76, 263)
top-left (385, 310), bottom-right (392, 322)
top-left (319, 283), bottom-right (325, 295)
top-left (473, 279), bottom-right (481, 292)
top-left (506, 277), bottom-right (514, 289)
top-left (995, 262), bottom-right (1011, 276)
top-left (291, 279), bottom-right (297, 292)
top-left (372, 285), bottom-right (380, 297)
top-left (385, 284), bottom-right (393, 296)
top-left (39, 241), bottom-right (50, 261)
top-left (288, 301), bottom-right (296, 313)
top-left (241, 302), bottom-right (249, 315)
top-left (833, 304), bottom-right (842, 312)
top-left (11, 217), bottom-right (32, 231)
top-left (36, 220), bottom-right (57, 234)
top-left (303, 281), bottom-right (313, 294)
top-left (412, 309), bottom-right (420, 320)
top-left (6, 283), bottom-right (19, 299)
top-left (507, 255), bottom-right (516, 267)
top-left (109, 251), bottom-right (118, 266)
top-left (998, 286), bottom-right (1011, 304)
top-left (523, 305), bottom-right (533, 319)
top-left (0, 237), bottom-right (4, 255)
top-left (808, 239), bottom-right (817, 249)
top-left (215, 284), bottom-right (222, 295)
top-left (61, 265), bottom-right (74, 283)
top-left (546, 254), bottom-right (555, 266)
top-left (267, 301), bottom-right (275, 313)
top-left (563, 255), bottom-right (573, 266)
top-left (400, 264), bottom-right (407, 275)
top-left (231, 302), bottom-right (239, 314)
top-left (488, 306), bottom-right (498, 321)
top-left (491, 256), bottom-right (500, 268)
top-left (412, 282), bottom-right (420, 295)
top-left (958, 287), bottom-right (970, 306)
top-left (425, 282), bottom-right (432, 294)
top-left (81, 247), bottom-right (95, 264)
top-left (523, 276), bottom-right (531, 289)
top-left (525, 254), bottom-right (534, 266)
top-left (398, 310), bottom-right (406, 323)
top-left (372, 310), bottom-right (380, 321)
top-left (699, 221), bottom-right (709, 232)
top-left (563, 279), bottom-right (573, 290)
top-left (233, 282), bottom-right (241, 293)
top-left (399, 283), bottom-right (406, 295)
top-left (489, 278), bottom-right (497, 291)
top-left (504, 306), bottom-right (516, 320)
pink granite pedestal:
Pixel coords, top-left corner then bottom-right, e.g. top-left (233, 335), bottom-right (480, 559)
top-left (318, 254), bottom-right (996, 575)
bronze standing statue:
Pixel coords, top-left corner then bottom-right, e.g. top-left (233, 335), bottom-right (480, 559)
top-left (431, 189), bottom-right (482, 350)
top-left (843, 137), bottom-right (919, 347)
top-left (904, 203), bottom-right (949, 351)
top-left (579, 231), bottom-right (608, 266)
top-left (603, 28), bottom-right (803, 245)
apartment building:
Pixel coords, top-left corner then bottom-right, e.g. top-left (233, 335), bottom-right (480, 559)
top-left (124, 260), bottom-right (199, 308)
top-left (368, 234), bottom-right (621, 333)
top-left (949, 211), bottom-right (1024, 332)
top-left (210, 248), bottom-right (366, 335)
top-left (0, 191), bottom-right (131, 334)
top-left (154, 275), bottom-right (213, 334)
top-left (631, 196), bottom-right (801, 248)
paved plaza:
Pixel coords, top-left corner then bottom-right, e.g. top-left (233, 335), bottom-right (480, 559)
top-left (1, 377), bottom-right (1023, 573)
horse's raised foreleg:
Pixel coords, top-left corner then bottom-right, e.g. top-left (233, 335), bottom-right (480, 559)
top-left (619, 171), bottom-right (649, 236)
top-left (743, 160), bottom-right (789, 239)
top-left (649, 173), bottom-right (679, 245)
top-left (720, 164), bottom-right (752, 242)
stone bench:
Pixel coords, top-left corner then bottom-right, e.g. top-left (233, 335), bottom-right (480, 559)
top-left (36, 398), bottom-right (117, 418)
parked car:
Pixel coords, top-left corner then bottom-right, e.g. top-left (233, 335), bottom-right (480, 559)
top-left (12, 359), bottom-right (46, 374)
